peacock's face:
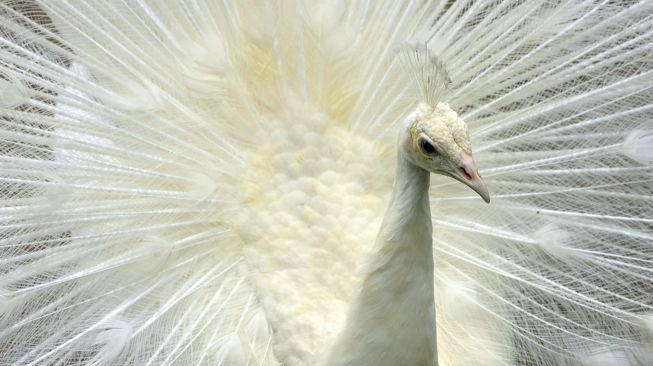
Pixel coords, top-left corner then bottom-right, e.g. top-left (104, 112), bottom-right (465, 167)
top-left (405, 102), bottom-right (490, 203)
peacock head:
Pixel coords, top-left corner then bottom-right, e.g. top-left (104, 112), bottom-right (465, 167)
top-left (402, 101), bottom-right (490, 203)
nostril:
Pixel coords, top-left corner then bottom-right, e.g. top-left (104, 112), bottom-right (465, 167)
top-left (459, 167), bottom-right (472, 180)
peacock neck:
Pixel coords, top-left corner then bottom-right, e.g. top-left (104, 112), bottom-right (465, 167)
top-left (324, 150), bottom-right (437, 366)
top-left (388, 149), bottom-right (432, 219)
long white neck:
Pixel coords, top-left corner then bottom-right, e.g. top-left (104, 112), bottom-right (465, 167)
top-left (323, 149), bottom-right (437, 366)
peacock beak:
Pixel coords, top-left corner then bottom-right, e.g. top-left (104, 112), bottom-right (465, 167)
top-left (454, 151), bottom-right (490, 203)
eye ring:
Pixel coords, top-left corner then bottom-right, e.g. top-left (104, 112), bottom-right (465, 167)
top-left (419, 138), bottom-right (437, 155)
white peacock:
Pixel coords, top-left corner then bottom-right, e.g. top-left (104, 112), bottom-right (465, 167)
top-left (0, 1), bottom-right (652, 365)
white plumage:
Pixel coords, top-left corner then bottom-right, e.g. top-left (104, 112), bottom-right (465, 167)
top-left (0, 1), bottom-right (652, 365)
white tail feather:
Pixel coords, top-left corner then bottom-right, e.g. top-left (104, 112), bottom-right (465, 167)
top-left (623, 128), bottom-right (653, 165)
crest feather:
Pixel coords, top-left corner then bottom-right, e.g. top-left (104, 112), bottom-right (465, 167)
top-left (399, 43), bottom-right (451, 106)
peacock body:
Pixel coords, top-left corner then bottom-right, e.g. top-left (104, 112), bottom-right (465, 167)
top-left (0, 1), bottom-right (652, 365)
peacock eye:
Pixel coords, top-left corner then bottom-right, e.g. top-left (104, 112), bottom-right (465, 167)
top-left (419, 139), bottom-right (437, 155)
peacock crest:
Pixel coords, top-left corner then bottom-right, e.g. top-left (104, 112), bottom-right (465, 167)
top-left (399, 44), bottom-right (452, 108)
